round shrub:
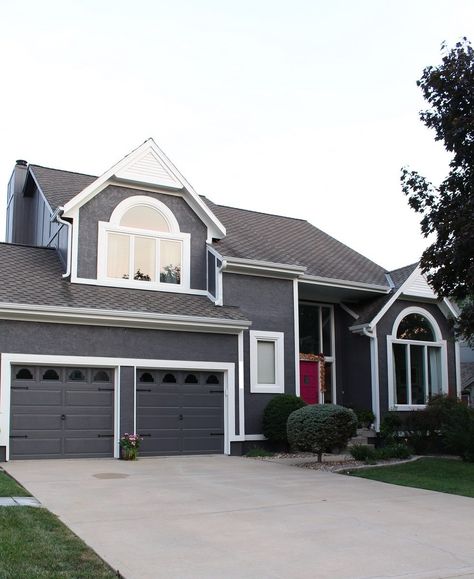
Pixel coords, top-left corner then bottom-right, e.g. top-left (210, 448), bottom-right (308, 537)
top-left (287, 404), bottom-right (357, 460)
top-left (262, 394), bottom-right (306, 444)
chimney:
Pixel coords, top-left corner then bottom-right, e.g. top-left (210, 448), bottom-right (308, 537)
top-left (6, 159), bottom-right (29, 242)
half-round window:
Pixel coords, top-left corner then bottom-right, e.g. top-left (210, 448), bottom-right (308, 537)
top-left (68, 369), bottom-right (86, 382)
top-left (93, 370), bottom-right (110, 382)
top-left (16, 368), bottom-right (33, 380)
top-left (396, 313), bottom-right (435, 341)
top-left (163, 373), bottom-right (177, 383)
top-left (120, 205), bottom-right (170, 232)
top-left (42, 369), bottom-right (60, 381)
top-left (139, 372), bottom-right (155, 383)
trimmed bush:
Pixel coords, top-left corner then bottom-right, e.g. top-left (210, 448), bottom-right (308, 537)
top-left (350, 444), bottom-right (376, 462)
top-left (262, 394), bottom-right (306, 445)
top-left (287, 404), bottom-right (357, 461)
top-left (353, 408), bottom-right (375, 429)
top-left (350, 443), bottom-right (411, 462)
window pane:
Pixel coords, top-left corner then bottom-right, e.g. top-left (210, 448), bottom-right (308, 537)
top-left (323, 362), bottom-right (332, 404)
top-left (134, 237), bottom-right (155, 281)
top-left (299, 304), bottom-right (320, 355)
top-left (410, 345), bottom-right (425, 404)
top-left (160, 240), bottom-right (182, 284)
top-left (397, 313), bottom-right (435, 341)
top-left (428, 346), bottom-right (442, 398)
top-left (120, 206), bottom-right (170, 232)
top-left (107, 233), bottom-right (130, 279)
top-left (257, 341), bottom-right (276, 384)
top-left (322, 307), bottom-right (332, 356)
top-left (393, 343), bottom-right (408, 404)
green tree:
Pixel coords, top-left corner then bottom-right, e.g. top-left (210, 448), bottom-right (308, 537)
top-left (401, 38), bottom-right (474, 344)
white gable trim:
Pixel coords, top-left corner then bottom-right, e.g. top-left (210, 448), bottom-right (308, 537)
top-left (62, 139), bottom-right (226, 241)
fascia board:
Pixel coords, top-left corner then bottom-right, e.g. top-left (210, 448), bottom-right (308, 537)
top-left (301, 274), bottom-right (390, 293)
top-left (222, 258), bottom-right (306, 279)
top-left (0, 302), bottom-right (251, 333)
top-left (62, 139), bottom-right (226, 238)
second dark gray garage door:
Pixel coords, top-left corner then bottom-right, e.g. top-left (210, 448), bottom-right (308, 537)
top-left (136, 369), bottom-right (224, 455)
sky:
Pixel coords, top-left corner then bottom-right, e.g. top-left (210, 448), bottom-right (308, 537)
top-left (0, 0), bottom-right (472, 271)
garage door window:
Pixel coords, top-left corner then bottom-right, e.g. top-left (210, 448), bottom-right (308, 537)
top-left (163, 373), bottom-right (176, 383)
top-left (42, 369), bottom-right (60, 381)
top-left (68, 369), bottom-right (86, 381)
top-left (16, 368), bottom-right (33, 380)
top-left (93, 370), bottom-right (111, 382)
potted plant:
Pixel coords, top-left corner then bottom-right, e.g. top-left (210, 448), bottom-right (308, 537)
top-left (120, 433), bottom-right (142, 460)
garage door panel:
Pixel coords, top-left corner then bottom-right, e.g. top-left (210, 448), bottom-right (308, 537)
top-left (11, 437), bottom-right (62, 458)
top-left (65, 390), bottom-right (114, 406)
top-left (11, 389), bottom-right (62, 406)
top-left (138, 393), bottom-right (180, 407)
top-left (11, 414), bottom-right (63, 431)
top-left (64, 436), bottom-right (114, 455)
top-left (183, 433), bottom-right (223, 454)
top-left (64, 414), bottom-right (114, 430)
top-left (140, 433), bottom-right (182, 456)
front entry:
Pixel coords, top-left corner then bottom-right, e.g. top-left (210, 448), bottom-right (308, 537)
top-left (300, 360), bottom-right (319, 404)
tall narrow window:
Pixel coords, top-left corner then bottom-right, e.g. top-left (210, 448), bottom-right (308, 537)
top-left (250, 331), bottom-right (284, 393)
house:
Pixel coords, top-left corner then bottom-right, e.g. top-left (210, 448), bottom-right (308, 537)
top-left (0, 139), bottom-right (461, 461)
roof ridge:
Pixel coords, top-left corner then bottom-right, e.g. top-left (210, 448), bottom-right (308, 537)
top-left (388, 262), bottom-right (419, 275)
top-left (29, 164), bottom-right (98, 179)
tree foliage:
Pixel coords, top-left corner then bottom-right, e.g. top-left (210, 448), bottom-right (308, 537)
top-left (401, 38), bottom-right (474, 343)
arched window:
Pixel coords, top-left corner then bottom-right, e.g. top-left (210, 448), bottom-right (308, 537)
top-left (139, 372), bottom-right (154, 383)
top-left (68, 369), bottom-right (86, 382)
top-left (185, 374), bottom-right (198, 384)
top-left (98, 196), bottom-right (190, 289)
top-left (162, 373), bottom-right (177, 383)
top-left (389, 308), bottom-right (446, 409)
top-left (15, 368), bottom-right (33, 380)
top-left (93, 370), bottom-right (111, 382)
top-left (206, 374), bottom-right (220, 384)
top-left (42, 369), bottom-right (60, 381)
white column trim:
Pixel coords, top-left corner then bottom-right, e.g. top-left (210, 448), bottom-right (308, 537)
top-left (293, 279), bottom-right (300, 396)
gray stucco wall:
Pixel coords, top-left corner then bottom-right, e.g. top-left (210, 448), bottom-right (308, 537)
top-left (77, 185), bottom-right (208, 289)
top-left (334, 306), bottom-right (372, 410)
top-left (223, 273), bottom-right (296, 435)
top-left (376, 299), bottom-right (457, 416)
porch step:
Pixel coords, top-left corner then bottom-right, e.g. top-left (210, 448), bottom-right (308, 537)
top-left (347, 428), bottom-right (377, 447)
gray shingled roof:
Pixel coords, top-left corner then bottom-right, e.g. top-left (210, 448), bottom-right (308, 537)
top-left (203, 199), bottom-right (389, 287)
top-left (29, 165), bottom-right (96, 210)
top-left (389, 263), bottom-right (418, 288)
top-left (0, 243), bottom-right (247, 322)
top-left (29, 164), bottom-right (390, 287)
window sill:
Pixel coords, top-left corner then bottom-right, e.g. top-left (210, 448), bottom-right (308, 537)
top-left (391, 404), bottom-right (427, 411)
top-left (250, 383), bottom-right (285, 394)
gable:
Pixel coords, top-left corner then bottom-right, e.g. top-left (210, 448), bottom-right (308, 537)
top-left (401, 269), bottom-right (437, 299)
top-left (115, 150), bottom-right (183, 189)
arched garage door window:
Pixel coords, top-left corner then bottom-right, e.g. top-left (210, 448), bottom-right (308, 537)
top-left (388, 308), bottom-right (448, 410)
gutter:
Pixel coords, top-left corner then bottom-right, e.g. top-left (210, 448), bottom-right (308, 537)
top-left (52, 207), bottom-right (72, 279)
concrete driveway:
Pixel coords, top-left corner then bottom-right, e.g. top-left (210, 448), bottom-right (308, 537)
top-left (4, 456), bottom-right (474, 579)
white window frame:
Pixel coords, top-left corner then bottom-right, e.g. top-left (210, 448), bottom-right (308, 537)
top-left (250, 330), bottom-right (285, 394)
top-left (387, 306), bottom-right (448, 411)
top-left (97, 196), bottom-right (191, 291)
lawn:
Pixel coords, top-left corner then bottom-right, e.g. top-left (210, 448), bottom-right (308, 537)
top-left (347, 457), bottom-right (474, 498)
top-left (0, 470), bottom-right (118, 578)
top-left (0, 470), bottom-right (31, 497)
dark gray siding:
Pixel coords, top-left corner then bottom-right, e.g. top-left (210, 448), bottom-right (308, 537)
top-left (334, 306), bottom-right (372, 410)
top-left (223, 273), bottom-right (296, 434)
top-left (207, 250), bottom-right (216, 298)
top-left (77, 185), bottom-right (208, 289)
top-left (376, 299), bottom-right (457, 416)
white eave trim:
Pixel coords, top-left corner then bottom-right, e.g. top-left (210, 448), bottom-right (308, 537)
top-left (221, 257), bottom-right (307, 279)
top-left (61, 138), bottom-right (226, 240)
top-left (0, 302), bottom-right (251, 333)
top-left (301, 274), bottom-right (390, 293)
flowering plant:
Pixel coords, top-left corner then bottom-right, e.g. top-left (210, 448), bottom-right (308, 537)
top-left (120, 433), bottom-right (142, 450)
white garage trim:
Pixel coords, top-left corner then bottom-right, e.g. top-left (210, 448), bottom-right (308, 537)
top-left (1, 354), bottom-right (236, 460)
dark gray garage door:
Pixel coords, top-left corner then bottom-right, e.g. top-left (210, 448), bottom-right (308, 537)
top-left (136, 369), bottom-right (224, 456)
top-left (10, 365), bottom-right (115, 459)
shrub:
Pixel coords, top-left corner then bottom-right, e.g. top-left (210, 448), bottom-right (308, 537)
top-left (245, 447), bottom-right (274, 458)
top-left (350, 444), bottom-right (376, 461)
top-left (287, 404), bottom-right (357, 461)
top-left (262, 394), bottom-right (306, 445)
top-left (353, 409), bottom-right (375, 429)
top-left (376, 443), bottom-right (412, 460)
top-left (380, 412), bottom-right (402, 443)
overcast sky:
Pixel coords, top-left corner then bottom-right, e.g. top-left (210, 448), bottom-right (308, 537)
top-left (1, 0), bottom-right (472, 271)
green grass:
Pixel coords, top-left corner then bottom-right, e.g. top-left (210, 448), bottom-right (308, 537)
top-left (0, 507), bottom-right (118, 578)
top-left (0, 471), bottom-right (31, 497)
top-left (347, 457), bottom-right (474, 498)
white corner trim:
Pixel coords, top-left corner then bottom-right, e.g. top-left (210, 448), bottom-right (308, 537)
top-left (61, 138), bottom-right (226, 240)
top-left (293, 280), bottom-right (300, 397)
top-left (238, 331), bottom-right (245, 439)
top-left (455, 341), bottom-right (462, 398)
top-left (0, 353), bottom-right (237, 459)
top-left (0, 302), bottom-right (251, 333)
top-left (369, 327), bottom-right (380, 431)
top-left (249, 330), bottom-right (285, 394)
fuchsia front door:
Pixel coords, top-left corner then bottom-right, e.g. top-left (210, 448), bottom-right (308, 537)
top-left (299, 361), bottom-right (319, 404)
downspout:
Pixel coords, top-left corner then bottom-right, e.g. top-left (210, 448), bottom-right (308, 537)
top-left (53, 207), bottom-right (72, 279)
top-left (362, 326), bottom-right (381, 431)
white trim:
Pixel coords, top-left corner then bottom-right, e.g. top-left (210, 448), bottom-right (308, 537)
top-left (293, 280), bottom-right (300, 397)
top-left (238, 331), bottom-right (245, 438)
top-left (387, 306), bottom-right (448, 410)
top-left (108, 195), bottom-right (181, 233)
top-left (369, 327), bottom-right (380, 430)
top-left (301, 275), bottom-right (390, 293)
top-left (115, 367), bottom-right (121, 458)
top-left (0, 302), bottom-right (251, 333)
top-left (62, 138), bottom-right (226, 241)
top-left (222, 257), bottom-right (306, 279)
top-left (70, 276), bottom-right (206, 296)
top-left (0, 354), bottom-right (237, 460)
top-left (339, 303), bottom-right (359, 320)
top-left (455, 341), bottom-right (462, 398)
top-left (249, 330), bottom-right (285, 394)
top-left (244, 434), bottom-right (267, 441)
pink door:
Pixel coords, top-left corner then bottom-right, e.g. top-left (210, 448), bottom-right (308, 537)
top-left (300, 361), bottom-right (319, 404)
